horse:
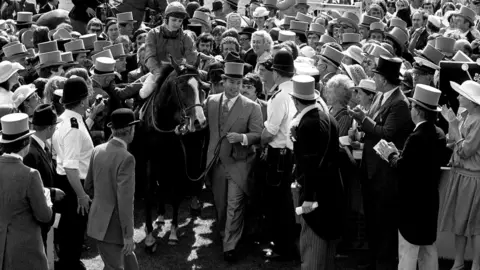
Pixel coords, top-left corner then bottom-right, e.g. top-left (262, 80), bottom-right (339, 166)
top-left (131, 57), bottom-right (208, 252)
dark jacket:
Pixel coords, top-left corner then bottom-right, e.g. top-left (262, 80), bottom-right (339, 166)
top-left (39, 3), bottom-right (53, 14)
top-left (294, 108), bottom-right (344, 240)
top-left (389, 122), bottom-right (446, 245)
top-left (243, 48), bottom-right (257, 68)
top-left (68, 0), bottom-right (101, 23)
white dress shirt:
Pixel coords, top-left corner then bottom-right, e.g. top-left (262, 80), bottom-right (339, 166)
top-left (265, 80), bottom-right (296, 150)
top-left (413, 121), bottom-right (426, 132)
top-left (52, 109), bottom-right (94, 179)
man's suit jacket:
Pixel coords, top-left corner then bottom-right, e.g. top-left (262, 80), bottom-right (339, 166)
top-left (389, 122), bottom-right (446, 246)
top-left (39, 3), bottom-right (53, 14)
top-left (24, 139), bottom-right (55, 189)
top-left (69, 0), bottom-right (101, 23)
top-left (205, 93), bottom-right (263, 195)
top-left (361, 87), bottom-right (413, 193)
top-left (84, 139), bottom-right (136, 245)
top-left (256, 98), bottom-right (267, 123)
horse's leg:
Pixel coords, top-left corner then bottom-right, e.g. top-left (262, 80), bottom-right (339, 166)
top-left (168, 192), bottom-right (181, 245)
top-left (155, 190), bottom-right (166, 225)
top-left (144, 159), bottom-right (157, 252)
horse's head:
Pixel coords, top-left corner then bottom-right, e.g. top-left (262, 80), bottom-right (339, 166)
top-left (167, 56), bottom-right (207, 132)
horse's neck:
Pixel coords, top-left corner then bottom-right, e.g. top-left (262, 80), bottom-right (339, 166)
top-left (154, 81), bottom-right (180, 128)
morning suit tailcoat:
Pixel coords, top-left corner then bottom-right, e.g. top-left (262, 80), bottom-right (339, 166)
top-left (84, 139), bottom-right (136, 245)
top-left (24, 139), bottom-right (56, 190)
top-left (205, 93), bottom-right (263, 196)
top-left (389, 122), bottom-right (446, 245)
top-left (294, 108), bottom-right (344, 240)
top-left (0, 155), bottom-right (52, 270)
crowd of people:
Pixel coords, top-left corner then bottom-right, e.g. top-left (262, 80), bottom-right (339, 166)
top-left (0, 0), bottom-right (479, 269)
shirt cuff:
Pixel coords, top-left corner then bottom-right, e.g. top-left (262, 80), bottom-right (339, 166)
top-left (264, 121), bottom-right (279, 135)
top-left (63, 159), bottom-right (80, 170)
top-left (241, 134), bottom-right (248, 146)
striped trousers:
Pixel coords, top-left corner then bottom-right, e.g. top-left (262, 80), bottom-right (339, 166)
top-left (300, 216), bottom-right (337, 270)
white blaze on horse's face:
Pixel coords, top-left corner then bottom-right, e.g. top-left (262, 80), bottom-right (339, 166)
top-left (187, 77), bottom-right (206, 131)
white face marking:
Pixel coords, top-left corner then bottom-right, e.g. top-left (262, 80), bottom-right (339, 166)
top-left (187, 77), bottom-right (206, 129)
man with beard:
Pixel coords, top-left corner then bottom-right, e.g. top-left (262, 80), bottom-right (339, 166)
top-left (196, 33), bottom-right (215, 71)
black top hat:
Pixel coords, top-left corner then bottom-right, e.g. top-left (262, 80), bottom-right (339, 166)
top-left (107, 108), bottom-right (140, 129)
top-left (239, 27), bottom-right (256, 36)
top-left (372, 55), bottom-right (402, 83)
top-left (272, 50), bottom-right (294, 75)
top-left (60, 77), bottom-right (89, 105)
top-left (31, 104), bottom-right (61, 126)
top-left (187, 24), bottom-right (202, 37)
top-left (212, 0), bottom-right (223, 11)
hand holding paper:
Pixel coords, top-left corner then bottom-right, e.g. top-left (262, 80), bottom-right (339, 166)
top-left (374, 139), bottom-right (398, 162)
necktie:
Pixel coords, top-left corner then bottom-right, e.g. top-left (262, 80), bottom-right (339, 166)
top-left (219, 98), bottom-right (230, 130)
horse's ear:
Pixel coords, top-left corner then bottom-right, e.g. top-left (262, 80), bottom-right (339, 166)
top-left (170, 55), bottom-right (180, 73)
top-left (194, 55), bottom-right (201, 69)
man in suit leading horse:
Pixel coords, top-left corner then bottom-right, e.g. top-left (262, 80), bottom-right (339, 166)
top-left (204, 62), bottom-right (263, 263)
top-left (349, 55), bottom-right (413, 270)
top-left (84, 108), bottom-right (140, 270)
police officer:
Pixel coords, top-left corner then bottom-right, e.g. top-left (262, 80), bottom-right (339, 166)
top-left (52, 77), bottom-right (94, 270)
top-left (261, 49), bottom-right (298, 260)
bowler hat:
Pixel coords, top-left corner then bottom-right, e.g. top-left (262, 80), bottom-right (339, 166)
top-left (372, 55), bottom-right (402, 83)
top-left (0, 113), bottom-right (35, 144)
top-left (60, 77), bottom-right (89, 104)
top-left (290, 75), bottom-right (318, 101)
top-left (107, 108), bottom-right (140, 129)
top-left (408, 84), bottom-right (442, 112)
top-left (31, 104), bottom-right (61, 126)
top-left (272, 50), bottom-right (294, 75)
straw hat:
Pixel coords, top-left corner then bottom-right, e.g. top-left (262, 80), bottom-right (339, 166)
top-left (351, 79), bottom-right (376, 94)
top-left (0, 61), bottom-right (24, 84)
top-left (91, 57), bottom-right (116, 76)
top-left (450, 80), bottom-right (480, 106)
top-left (117, 12), bottom-right (137, 23)
top-left (408, 84), bottom-right (442, 112)
top-left (0, 113), bottom-right (35, 144)
top-left (253, 7), bottom-right (269, 17)
top-left (290, 75), bottom-right (318, 101)
top-left (221, 62), bottom-right (244, 79)
top-left (12, 84), bottom-right (36, 108)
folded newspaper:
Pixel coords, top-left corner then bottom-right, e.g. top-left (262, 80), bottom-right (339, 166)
top-left (373, 139), bottom-right (397, 162)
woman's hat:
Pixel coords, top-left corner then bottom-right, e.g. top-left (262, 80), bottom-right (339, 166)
top-left (336, 12), bottom-right (360, 32)
top-left (36, 51), bottom-right (65, 69)
top-left (253, 7), bottom-right (269, 17)
top-left (435, 36), bottom-right (455, 55)
top-left (294, 0), bottom-right (310, 8)
top-left (107, 108), bottom-right (140, 129)
top-left (452, 50), bottom-right (474, 63)
top-left (408, 84), bottom-right (442, 112)
top-left (12, 84), bottom-right (36, 108)
top-left (351, 78), bottom-right (376, 94)
top-left (372, 55), bottom-right (402, 82)
top-left (272, 49), bottom-right (295, 75)
top-left (79, 34), bottom-right (97, 50)
top-left (91, 57), bottom-right (116, 76)
top-left (318, 45), bottom-right (344, 68)
top-left (343, 45), bottom-right (364, 65)
top-left (450, 80), bottom-right (480, 106)
top-left (104, 44), bottom-right (126, 59)
top-left (290, 75), bottom-right (318, 101)
top-left (221, 62), bottom-right (244, 79)
top-left (0, 61), bottom-right (24, 84)
top-left (64, 39), bottom-right (90, 54)
top-left (278, 30), bottom-right (296, 42)
top-left (360, 14), bottom-right (379, 28)
top-left (60, 77), bottom-right (89, 105)
top-left (189, 11), bottom-right (211, 26)
top-left (343, 64), bottom-right (367, 86)
top-left (0, 113), bottom-right (35, 144)
top-left (117, 12), bottom-right (137, 23)
top-left (290, 20), bottom-right (308, 35)
top-left (31, 104), bottom-right (61, 126)
top-left (15, 12), bottom-right (34, 25)
top-left (307, 23), bottom-right (325, 36)
top-left (91, 49), bottom-right (113, 64)
top-left (295, 12), bottom-right (313, 24)
top-left (455, 6), bottom-right (476, 25)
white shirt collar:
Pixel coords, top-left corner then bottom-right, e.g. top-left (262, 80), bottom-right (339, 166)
top-left (112, 137), bottom-right (128, 148)
top-left (223, 93), bottom-right (239, 103)
top-left (31, 134), bottom-right (46, 150)
top-left (414, 121), bottom-right (426, 132)
top-left (2, 152), bottom-right (23, 161)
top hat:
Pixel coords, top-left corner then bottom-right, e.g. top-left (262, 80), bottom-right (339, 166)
top-left (187, 24), bottom-right (202, 37)
top-left (385, 27), bottom-right (408, 52)
top-left (60, 77), bottom-right (89, 104)
top-left (295, 12), bottom-right (313, 24)
top-left (283, 15), bottom-right (295, 26)
top-left (0, 113), bottom-right (35, 144)
top-left (91, 49), bottom-right (113, 64)
top-left (61, 52), bottom-right (77, 64)
top-left (351, 79), bottom-right (376, 94)
top-left (264, 0), bottom-right (277, 9)
top-left (290, 75), bottom-right (318, 101)
top-left (224, 0), bottom-right (239, 7)
top-left (222, 62), bottom-right (244, 79)
top-left (91, 57), bottom-right (116, 76)
top-left (3, 41), bottom-right (20, 49)
top-left (294, 0), bottom-right (310, 8)
top-left (64, 39), bottom-right (90, 54)
top-left (104, 44), bottom-right (126, 59)
top-left (117, 12), bottom-right (137, 23)
top-left (272, 49), bottom-right (295, 75)
top-left (414, 44), bottom-right (443, 70)
top-left (93, 40), bottom-right (112, 53)
top-left (0, 61), bottom-right (24, 84)
top-left (4, 43), bottom-right (29, 60)
top-left (363, 43), bottom-right (392, 58)
top-left (318, 45), bottom-right (344, 67)
top-left (336, 12), bottom-right (360, 31)
top-left (36, 51), bottom-right (65, 69)
top-left (343, 45), bottom-right (364, 65)
top-left (450, 80), bottom-right (480, 106)
top-left (370, 21), bottom-right (385, 32)
top-left (12, 84), bottom-right (36, 108)
top-left (318, 34), bottom-right (337, 45)
top-left (278, 30), bottom-right (296, 42)
top-left (360, 14), bottom-right (379, 28)
top-left (253, 7), bottom-right (269, 17)
top-left (372, 55), bottom-right (402, 83)
top-left (107, 108), bottom-right (140, 129)
top-left (389, 17), bottom-right (407, 32)
top-left (452, 50), bottom-right (474, 63)
top-left (239, 27), bottom-right (256, 36)
top-left (307, 23), bottom-right (325, 36)
top-left (212, 0), bottom-right (223, 11)
top-left (456, 6), bottom-right (476, 25)
top-left (189, 11), bottom-right (211, 26)
top-left (342, 33), bottom-right (361, 44)
top-left (15, 12), bottom-right (34, 25)
top-left (31, 104), bottom-right (61, 126)
top-left (79, 34), bottom-right (97, 50)
top-left (38, 41), bottom-right (58, 54)
top-left (21, 30), bottom-right (34, 49)
top-left (290, 20), bottom-right (308, 35)
top-left (408, 84), bottom-right (442, 112)
top-left (435, 36), bottom-right (455, 55)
